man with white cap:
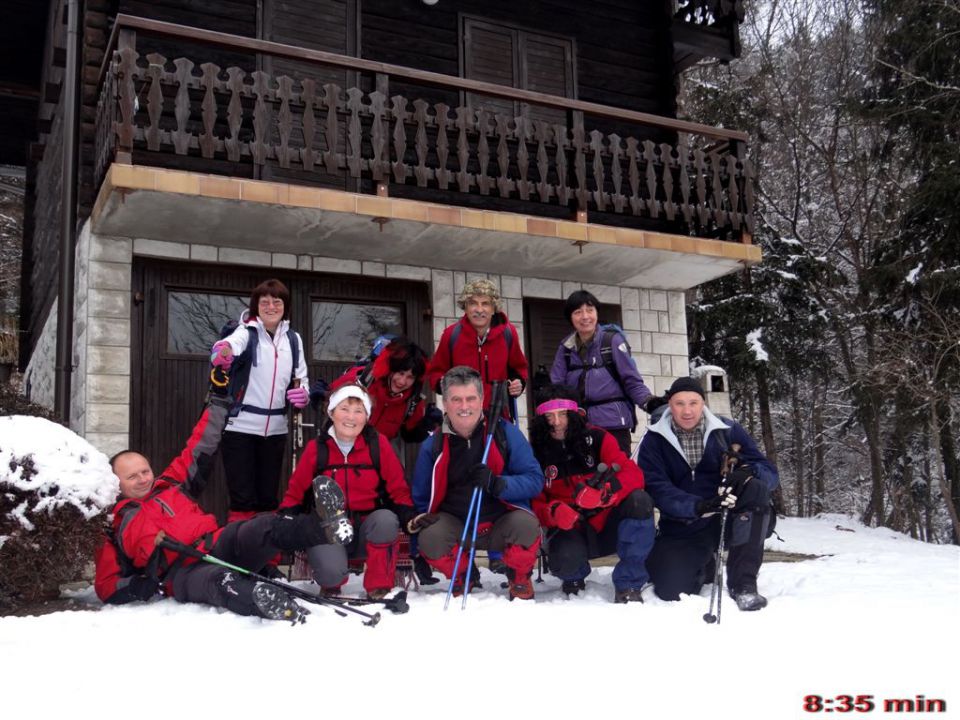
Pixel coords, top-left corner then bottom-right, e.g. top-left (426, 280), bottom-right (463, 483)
top-left (279, 384), bottom-right (417, 599)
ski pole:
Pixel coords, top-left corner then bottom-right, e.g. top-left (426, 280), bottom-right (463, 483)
top-left (443, 487), bottom-right (482, 610)
top-left (322, 591), bottom-right (410, 614)
top-left (461, 380), bottom-right (508, 609)
top-left (703, 442), bottom-right (742, 625)
top-left (158, 538), bottom-right (381, 626)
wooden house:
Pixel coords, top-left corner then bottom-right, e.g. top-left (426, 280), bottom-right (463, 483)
top-left (9, 0), bottom-right (757, 512)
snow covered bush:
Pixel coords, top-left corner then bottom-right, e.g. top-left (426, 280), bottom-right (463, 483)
top-left (0, 416), bottom-right (117, 610)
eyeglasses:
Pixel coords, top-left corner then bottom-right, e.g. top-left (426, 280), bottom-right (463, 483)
top-left (258, 297), bottom-right (284, 307)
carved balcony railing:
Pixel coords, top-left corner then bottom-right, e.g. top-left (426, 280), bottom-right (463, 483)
top-left (674, 0), bottom-right (745, 27)
top-left (95, 15), bottom-right (755, 240)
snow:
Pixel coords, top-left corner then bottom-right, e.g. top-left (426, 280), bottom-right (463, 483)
top-left (0, 416), bottom-right (117, 547)
top-left (0, 514), bottom-right (956, 719)
top-left (906, 263), bottom-right (923, 284)
top-left (747, 327), bottom-right (770, 362)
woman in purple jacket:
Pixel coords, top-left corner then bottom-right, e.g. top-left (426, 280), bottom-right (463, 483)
top-left (549, 290), bottom-right (654, 453)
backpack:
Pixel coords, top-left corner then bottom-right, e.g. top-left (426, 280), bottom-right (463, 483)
top-left (353, 334), bottom-right (423, 424)
top-left (217, 320), bottom-right (300, 417)
top-left (314, 423), bottom-right (382, 479)
top-left (563, 323), bottom-right (636, 423)
top-left (448, 320), bottom-right (514, 357)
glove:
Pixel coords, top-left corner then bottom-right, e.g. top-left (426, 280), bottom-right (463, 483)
top-left (725, 465), bottom-right (754, 497)
top-left (694, 487), bottom-right (737, 516)
top-left (423, 403), bottom-right (444, 430)
top-left (308, 379), bottom-right (329, 410)
top-left (573, 484), bottom-right (605, 510)
top-left (549, 501), bottom-right (580, 530)
top-left (127, 575), bottom-right (160, 601)
top-left (644, 395), bottom-right (668, 414)
top-left (286, 386), bottom-right (309, 408)
top-left (467, 463), bottom-right (506, 497)
top-left (406, 513), bottom-right (440, 534)
top-left (210, 340), bottom-right (233, 369)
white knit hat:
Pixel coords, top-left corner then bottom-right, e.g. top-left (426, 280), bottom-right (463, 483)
top-left (327, 384), bottom-right (372, 418)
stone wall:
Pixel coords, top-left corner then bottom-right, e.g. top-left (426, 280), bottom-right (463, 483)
top-left (62, 221), bottom-right (690, 455)
top-left (22, 298), bottom-right (57, 410)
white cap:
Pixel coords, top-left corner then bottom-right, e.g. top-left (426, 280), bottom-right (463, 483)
top-left (327, 384), bottom-right (372, 418)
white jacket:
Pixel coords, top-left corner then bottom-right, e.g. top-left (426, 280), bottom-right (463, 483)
top-left (222, 310), bottom-right (309, 437)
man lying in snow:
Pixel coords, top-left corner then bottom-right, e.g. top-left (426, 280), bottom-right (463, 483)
top-left (94, 395), bottom-right (349, 623)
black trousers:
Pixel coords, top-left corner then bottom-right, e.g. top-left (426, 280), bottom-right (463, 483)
top-left (171, 514), bottom-right (281, 615)
top-left (221, 431), bottom-right (287, 513)
top-left (646, 507), bottom-right (771, 601)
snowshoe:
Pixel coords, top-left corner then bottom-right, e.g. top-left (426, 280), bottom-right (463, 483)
top-left (731, 590), bottom-right (768, 611)
top-left (312, 475), bottom-right (353, 546)
top-left (252, 582), bottom-right (309, 625)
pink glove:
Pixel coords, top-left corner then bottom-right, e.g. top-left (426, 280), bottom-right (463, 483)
top-left (210, 341), bottom-right (233, 369)
top-left (286, 386), bottom-right (309, 408)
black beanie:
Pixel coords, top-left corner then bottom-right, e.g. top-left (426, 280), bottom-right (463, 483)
top-left (665, 377), bottom-right (705, 399)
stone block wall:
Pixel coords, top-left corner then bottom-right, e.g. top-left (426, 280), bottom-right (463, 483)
top-left (50, 220), bottom-right (690, 457)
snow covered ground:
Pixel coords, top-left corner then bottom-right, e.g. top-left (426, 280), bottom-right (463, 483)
top-left (1, 513), bottom-right (956, 719)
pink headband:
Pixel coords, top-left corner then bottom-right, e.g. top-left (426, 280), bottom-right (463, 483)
top-left (536, 399), bottom-right (580, 415)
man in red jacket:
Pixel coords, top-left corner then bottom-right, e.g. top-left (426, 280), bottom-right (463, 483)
top-left (426, 279), bottom-right (528, 416)
top-left (529, 385), bottom-right (655, 603)
top-left (94, 396), bottom-right (349, 622)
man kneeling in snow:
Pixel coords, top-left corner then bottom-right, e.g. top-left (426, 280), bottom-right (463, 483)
top-left (637, 377), bottom-right (779, 611)
top-left (94, 396), bottom-right (347, 622)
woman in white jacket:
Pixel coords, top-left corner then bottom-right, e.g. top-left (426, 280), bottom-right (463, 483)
top-left (211, 279), bottom-right (309, 522)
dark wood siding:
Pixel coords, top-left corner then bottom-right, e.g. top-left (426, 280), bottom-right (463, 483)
top-left (132, 258), bottom-right (430, 519)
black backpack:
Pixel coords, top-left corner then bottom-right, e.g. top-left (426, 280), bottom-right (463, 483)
top-left (563, 323), bottom-right (636, 423)
top-left (217, 321), bottom-right (300, 416)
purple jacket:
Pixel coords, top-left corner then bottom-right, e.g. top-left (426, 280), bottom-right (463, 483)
top-left (549, 329), bottom-right (652, 430)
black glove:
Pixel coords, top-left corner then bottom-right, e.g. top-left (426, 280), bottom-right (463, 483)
top-left (423, 403), bottom-right (444, 430)
top-left (406, 512), bottom-right (440, 534)
top-left (127, 575), bottom-right (160, 601)
top-left (725, 465), bottom-right (754, 496)
top-left (694, 487), bottom-right (736, 516)
top-left (467, 463), bottom-right (506, 497)
top-left (309, 379), bottom-right (330, 410)
top-left (644, 395), bottom-right (668, 414)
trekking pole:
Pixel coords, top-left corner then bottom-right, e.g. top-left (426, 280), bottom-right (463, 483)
top-left (321, 590), bottom-right (410, 614)
top-left (703, 442), bottom-right (742, 625)
top-left (290, 379), bottom-right (305, 472)
top-left (158, 538), bottom-right (381, 626)
top-left (443, 379), bottom-right (506, 610)
top-left (461, 380), bottom-right (508, 609)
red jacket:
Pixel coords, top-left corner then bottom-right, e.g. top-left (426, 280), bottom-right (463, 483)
top-left (330, 366), bottom-right (426, 441)
top-left (426, 314), bottom-right (528, 411)
top-left (94, 406), bottom-right (226, 602)
top-left (281, 429), bottom-right (413, 514)
top-left (532, 428), bottom-right (645, 532)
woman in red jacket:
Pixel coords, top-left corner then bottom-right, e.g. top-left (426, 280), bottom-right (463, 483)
top-left (280, 384), bottom-right (416, 599)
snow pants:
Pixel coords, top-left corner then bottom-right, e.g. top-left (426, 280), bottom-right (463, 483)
top-left (307, 509), bottom-right (400, 594)
top-left (546, 490), bottom-right (655, 592)
top-left (646, 506), bottom-right (772, 600)
top-left (221, 430), bottom-right (286, 518)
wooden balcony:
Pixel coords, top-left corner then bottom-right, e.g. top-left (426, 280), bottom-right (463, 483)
top-left (90, 15), bottom-right (760, 289)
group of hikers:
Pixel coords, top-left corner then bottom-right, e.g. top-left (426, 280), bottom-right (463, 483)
top-left (95, 277), bottom-right (779, 623)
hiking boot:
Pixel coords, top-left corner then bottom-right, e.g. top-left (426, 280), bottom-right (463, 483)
top-left (487, 556), bottom-right (508, 575)
top-left (507, 573), bottom-right (535, 601)
top-left (366, 588), bottom-right (390, 601)
top-left (613, 588), bottom-right (644, 604)
top-left (252, 582), bottom-right (309, 624)
top-left (561, 579), bottom-right (586, 596)
top-left (312, 475), bottom-right (353, 545)
top-left (451, 573), bottom-right (482, 597)
top-left (731, 589), bottom-right (768, 611)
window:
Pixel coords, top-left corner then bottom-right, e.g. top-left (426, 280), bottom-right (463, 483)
top-left (461, 16), bottom-right (576, 125)
top-left (311, 300), bottom-right (404, 363)
top-left (167, 291), bottom-right (248, 355)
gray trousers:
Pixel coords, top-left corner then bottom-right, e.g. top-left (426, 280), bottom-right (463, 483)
top-left (307, 509), bottom-right (399, 588)
top-left (418, 511), bottom-right (539, 558)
